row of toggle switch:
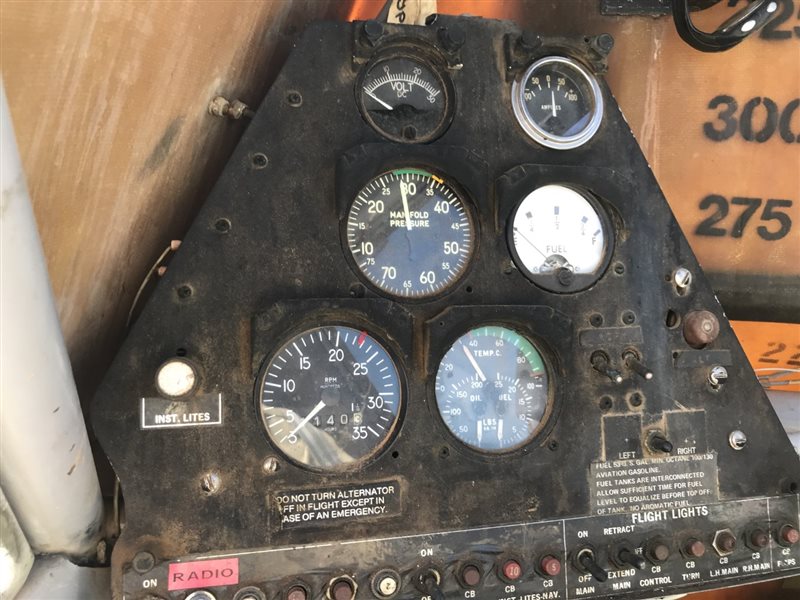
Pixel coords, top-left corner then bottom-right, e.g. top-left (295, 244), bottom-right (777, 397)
top-left (175, 525), bottom-right (799, 600)
top-left (573, 523), bottom-right (800, 583)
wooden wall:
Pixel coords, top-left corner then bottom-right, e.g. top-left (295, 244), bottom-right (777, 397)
top-left (2, 0), bottom-right (350, 402)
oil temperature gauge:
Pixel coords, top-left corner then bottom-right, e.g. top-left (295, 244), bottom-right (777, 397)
top-left (509, 184), bottom-right (612, 293)
top-left (435, 326), bottom-right (551, 453)
top-left (358, 54), bottom-right (452, 143)
top-left (512, 56), bottom-right (603, 149)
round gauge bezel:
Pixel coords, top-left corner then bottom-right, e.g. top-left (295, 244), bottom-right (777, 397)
top-left (341, 166), bottom-right (479, 302)
top-left (431, 323), bottom-right (556, 457)
top-left (511, 55), bottom-right (604, 150)
top-left (355, 45), bottom-right (455, 144)
top-left (507, 184), bottom-right (615, 294)
top-left (254, 322), bottom-right (406, 473)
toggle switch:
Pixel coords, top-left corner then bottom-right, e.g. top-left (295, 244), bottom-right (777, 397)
top-left (648, 434), bottom-right (674, 454)
top-left (615, 547), bottom-right (646, 570)
top-left (591, 352), bottom-right (623, 384)
top-left (576, 548), bottom-right (608, 582)
top-left (623, 351), bottom-right (653, 380)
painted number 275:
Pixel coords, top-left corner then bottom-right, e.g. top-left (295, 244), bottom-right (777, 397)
top-left (695, 195), bottom-right (794, 240)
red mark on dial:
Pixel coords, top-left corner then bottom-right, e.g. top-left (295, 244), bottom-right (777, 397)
top-left (357, 331), bottom-right (367, 346)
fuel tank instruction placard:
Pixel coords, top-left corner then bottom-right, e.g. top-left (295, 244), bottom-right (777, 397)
top-left (589, 453), bottom-right (718, 515)
top-left (274, 480), bottom-right (401, 529)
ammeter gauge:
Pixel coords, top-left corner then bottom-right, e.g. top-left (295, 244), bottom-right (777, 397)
top-left (258, 326), bottom-right (402, 471)
top-left (358, 55), bottom-right (452, 143)
top-left (345, 168), bottom-right (474, 299)
top-left (512, 56), bottom-right (603, 149)
top-left (509, 184), bottom-right (612, 293)
top-left (434, 326), bottom-right (550, 453)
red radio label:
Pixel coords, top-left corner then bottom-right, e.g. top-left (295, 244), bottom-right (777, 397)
top-left (167, 558), bottom-right (239, 591)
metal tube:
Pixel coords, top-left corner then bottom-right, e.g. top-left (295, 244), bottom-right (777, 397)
top-left (0, 82), bottom-right (104, 556)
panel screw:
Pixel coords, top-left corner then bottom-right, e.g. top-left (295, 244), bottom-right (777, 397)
top-left (262, 457), bottom-right (280, 474)
top-left (362, 20), bottom-right (384, 46)
top-left (673, 267), bottom-right (692, 291)
top-left (729, 430), bottom-right (747, 450)
top-left (590, 33), bottom-right (615, 56)
top-left (176, 284), bottom-right (193, 299)
top-left (201, 472), bottom-right (222, 494)
top-left (708, 365), bottom-right (728, 388)
top-left (286, 91), bottom-right (303, 108)
top-left (518, 31), bottom-right (542, 52)
top-left (438, 24), bottom-right (466, 52)
top-left (556, 267), bottom-right (574, 287)
top-left (132, 551), bottom-right (155, 574)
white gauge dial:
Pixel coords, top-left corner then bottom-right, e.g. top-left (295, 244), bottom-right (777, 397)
top-left (509, 185), bottom-right (610, 292)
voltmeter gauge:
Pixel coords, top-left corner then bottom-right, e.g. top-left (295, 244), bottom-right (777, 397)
top-left (512, 56), bottom-right (603, 149)
top-left (435, 326), bottom-right (550, 453)
top-left (358, 55), bottom-right (451, 143)
top-left (346, 168), bottom-right (474, 299)
top-left (258, 326), bottom-right (402, 471)
top-left (509, 184), bottom-right (612, 293)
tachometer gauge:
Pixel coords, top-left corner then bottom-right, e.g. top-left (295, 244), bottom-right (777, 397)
top-left (512, 56), bottom-right (603, 149)
top-left (346, 168), bottom-right (474, 299)
top-left (435, 326), bottom-right (550, 453)
top-left (358, 55), bottom-right (451, 143)
top-left (258, 326), bottom-right (401, 471)
top-left (509, 184), bottom-right (612, 293)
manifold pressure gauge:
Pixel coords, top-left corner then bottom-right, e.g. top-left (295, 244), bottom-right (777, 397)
top-left (258, 326), bottom-right (402, 471)
top-left (512, 56), bottom-right (603, 149)
top-left (509, 184), bottom-right (612, 293)
top-left (346, 168), bottom-right (474, 299)
top-left (358, 54), bottom-right (452, 143)
top-left (435, 326), bottom-right (550, 453)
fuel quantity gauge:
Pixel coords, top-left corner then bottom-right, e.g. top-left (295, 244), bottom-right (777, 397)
top-left (509, 184), bottom-right (612, 293)
top-left (358, 54), bottom-right (452, 143)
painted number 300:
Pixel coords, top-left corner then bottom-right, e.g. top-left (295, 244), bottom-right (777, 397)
top-left (704, 95), bottom-right (799, 143)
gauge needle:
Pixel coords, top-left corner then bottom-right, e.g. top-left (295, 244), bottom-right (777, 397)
top-left (365, 89), bottom-right (393, 111)
top-left (287, 400), bottom-right (326, 438)
top-left (497, 418), bottom-right (504, 441)
top-left (477, 420), bottom-right (483, 444)
top-left (551, 91), bottom-right (557, 118)
top-left (400, 182), bottom-right (413, 231)
top-left (513, 227), bottom-right (548, 260)
top-left (461, 344), bottom-right (487, 382)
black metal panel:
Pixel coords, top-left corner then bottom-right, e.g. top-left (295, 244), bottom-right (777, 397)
top-left (92, 15), bottom-right (800, 600)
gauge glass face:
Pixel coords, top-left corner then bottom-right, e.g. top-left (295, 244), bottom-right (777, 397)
top-left (259, 326), bottom-right (401, 470)
top-left (435, 326), bottom-right (550, 453)
top-left (510, 185), bottom-right (609, 292)
top-left (359, 56), bottom-right (449, 143)
top-left (512, 56), bottom-right (603, 149)
top-left (346, 169), bottom-right (474, 299)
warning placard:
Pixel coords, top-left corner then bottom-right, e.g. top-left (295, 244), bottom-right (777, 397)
top-left (589, 453), bottom-right (718, 516)
top-left (274, 480), bottom-right (402, 529)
